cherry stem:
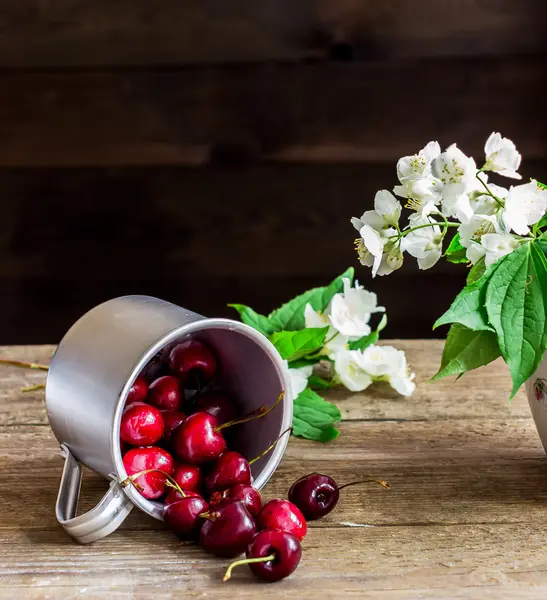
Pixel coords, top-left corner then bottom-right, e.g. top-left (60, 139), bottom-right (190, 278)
top-left (120, 469), bottom-right (187, 498)
top-left (215, 391), bottom-right (285, 432)
top-left (248, 427), bottom-right (293, 466)
top-left (223, 553), bottom-right (276, 582)
top-left (337, 479), bottom-right (390, 492)
top-left (0, 359), bottom-right (49, 371)
top-left (21, 383), bottom-right (46, 393)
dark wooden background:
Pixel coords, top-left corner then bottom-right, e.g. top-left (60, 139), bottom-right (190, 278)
top-left (0, 1), bottom-right (546, 343)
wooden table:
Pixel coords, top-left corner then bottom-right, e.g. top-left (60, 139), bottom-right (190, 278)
top-left (1, 341), bottom-right (547, 599)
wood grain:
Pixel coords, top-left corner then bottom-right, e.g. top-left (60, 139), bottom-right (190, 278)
top-left (0, 343), bottom-right (546, 598)
top-left (0, 0), bottom-right (543, 67)
top-left (0, 56), bottom-right (544, 168)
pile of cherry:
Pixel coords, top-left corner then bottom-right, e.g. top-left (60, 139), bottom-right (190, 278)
top-left (119, 339), bottom-right (388, 583)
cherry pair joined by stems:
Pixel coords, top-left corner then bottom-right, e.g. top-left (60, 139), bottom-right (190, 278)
top-left (288, 473), bottom-right (390, 520)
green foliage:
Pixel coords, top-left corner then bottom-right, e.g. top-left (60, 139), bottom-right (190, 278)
top-left (228, 304), bottom-right (277, 337)
top-left (292, 388), bottom-right (341, 442)
top-left (348, 314), bottom-right (388, 351)
top-left (444, 233), bottom-right (468, 264)
top-left (270, 328), bottom-right (329, 361)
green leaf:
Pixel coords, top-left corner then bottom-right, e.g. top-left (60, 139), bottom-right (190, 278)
top-left (288, 357), bottom-right (321, 369)
top-left (228, 304), bottom-right (277, 337)
top-left (308, 374), bottom-right (334, 389)
top-left (348, 313), bottom-right (388, 350)
top-left (444, 233), bottom-right (468, 264)
top-left (268, 267), bottom-right (354, 331)
top-left (467, 258), bottom-right (486, 284)
top-left (485, 242), bottom-right (547, 397)
top-left (538, 181), bottom-right (547, 190)
top-left (292, 388), bottom-right (341, 442)
top-left (270, 328), bottom-right (328, 361)
top-left (431, 324), bottom-right (501, 381)
top-left (433, 266), bottom-right (496, 332)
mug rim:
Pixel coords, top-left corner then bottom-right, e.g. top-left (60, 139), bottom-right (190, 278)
top-left (111, 317), bottom-right (293, 520)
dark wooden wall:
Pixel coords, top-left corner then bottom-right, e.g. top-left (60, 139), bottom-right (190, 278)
top-left (0, 1), bottom-right (546, 343)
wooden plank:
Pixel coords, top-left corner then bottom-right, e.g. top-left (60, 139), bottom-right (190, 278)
top-left (0, 0), bottom-right (544, 67)
top-left (0, 57), bottom-right (544, 167)
top-left (0, 342), bottom-right (529, 426)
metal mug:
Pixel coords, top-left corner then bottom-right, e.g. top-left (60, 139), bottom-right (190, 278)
top-left (45, 295), bottom-right (292, 544)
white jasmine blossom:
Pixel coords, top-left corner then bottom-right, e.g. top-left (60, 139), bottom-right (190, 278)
top-left (402, 214), bottom-right (443, 270)
top-left (304, 304), bottom-right (348, 354)
top-left (360, 345), bottom-right (416, 397)
top-left (328, 278), bottom-right (385, 338)
top-left (468, 233), bottom-right (521, 267)
top-left (440, 192), bottom-right (474, 224)
top-left (469, 182), bottom-right (508, 216)
top-left (286, 362), bottom-right (313, 397)
top-left (431, 144), bottom-right (477, 200)
top-left (483, 132), bottom-right (522, 179)
top-left (502, 180), bottom-right (547, 235)
top-left (458, 213), bottom-right (502, 249)
top-left (333, 349), bottom-right (372, 392)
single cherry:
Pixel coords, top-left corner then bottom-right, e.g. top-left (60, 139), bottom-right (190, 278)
top-left (223, 530), bottom-right (302, 582)
top-left (200, 500), bottom-right (257, 558)
top-left (288, 473), bottom-right (390, 520)
top-left (161, 410), bottom-right (187, 444)
top-left (164, 488), bottom-right (200, 508)
top-left (126, 376), bottom-right (149, 405)
top-left (172, 463), bottom-right (201, 493)
top-left (148, 376), bottom-right (183, 411)
top-left (257, 499), bottom-right (307, 541)
top-left (164, 494), bottom-right (209, 540)
top-left (122, 447), bottom-right (174, 499)
top-left (120, 402), bottom-right (164, 446)
top-left (209, 484), bottom-right (262, 517)
top-left (194, 391), bottom-right (237, 424)
top-left (173, 412), bottom-right (226, 464)
top-left (169, 340), bottom-right (218, 387)
top-left (205, 451), bottom-right (251, 493)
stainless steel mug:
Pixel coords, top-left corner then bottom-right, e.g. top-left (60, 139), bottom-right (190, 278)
top-left (45, 295), bottom-right (292, 544)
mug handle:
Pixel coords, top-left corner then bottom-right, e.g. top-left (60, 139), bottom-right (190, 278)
top-left (55, 444), bottom-right (134, 544)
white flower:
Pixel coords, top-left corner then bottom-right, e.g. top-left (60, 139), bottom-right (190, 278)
top-left (502, 180), bottom-right (547, 235)
top-left (440, 192), bottom-right (474, 223)
top-left (286, 362), bottom-right (313, 397)
top-left (467, 233), bottom-right (521, 268)
top-left (431, 144), bottom-right (477, 200)
top-left (351, 190), bottom-right (402, 234)
top-left (458, 213), bottom-right (502, 249)
top-left (483, 132), bottom-right (522, 179)
top-left (333, 349), bottom-right (372, 392)
top-left (360, 345), bottom-right (416, 397)
top-left (352, 223), bottom-right (385, 277)
top-left (393, 141), bottom-right (443, 208)
top-left (328, 278), bottom-right (385, 338)
top-left (304, 304), bottom-right (348, 354)
top-left (469, 181), bottom-right (508, 217)
top-left (401, 214), bottom-right (443, 270)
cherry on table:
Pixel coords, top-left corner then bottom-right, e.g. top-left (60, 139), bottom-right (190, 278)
top-left (209, 484), bottom-right (262, 517)
top-left (120, 402), bottom-right (164, 446)
top-left (194, 391), bottom-right (237, 424)
top-left (161, 410), bottom-right (187, 445)
top-left (148, 376), bottom-right (183, 411)
top-left (126, 376), bottom-right (149, 405)
top-left (205, 451), bottom-right (251, 493)
top-left (288, 472), bottom-right (390, 520)
top-left (164, 493), bottom-right (209, 540)
top-left (257, 499), bottom-right (307, 541)
top-left (122, 446), bottom-right (174, 499)
top-left (200, 500), bottom-right (256, 558)
top-left (169, 340), bottom-right (218, 388)
top-left (223, 529), bottom-right (302, 583)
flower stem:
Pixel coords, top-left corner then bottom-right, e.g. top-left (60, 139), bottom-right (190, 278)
top-left (475, 172), bottom-right (504, 207)
top-left (388, 221), bottom-right (458, 240)
top-left (0, 359), bottom-right (49, 371)
top-left (223, 554), bottom-right (276, 582)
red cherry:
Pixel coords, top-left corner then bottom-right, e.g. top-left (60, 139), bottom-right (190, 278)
top-left (164, 494), bottom-right (209, 540)
top-left (205, 451), bottom-right (251, 493)
top-left (164, 488), bottom-right (200, 508)
top-left (173, 464), bottom-right (201, 493)
top-left (200, 500), bottom-right (256, 558)
top-left (224, 529), bottom-right (302, 582)
top-left (123, 446), bottom-right (174, 499)
top-left (120, 402), bottom-right (164, 446)
top-left (161, 410), bottom-right (187, 444)
top-left (172, 412), bottom-right (226, 464)
top-left (148, 376), bottom-right (183, 411)
top-left (209, 484), bottom-right (262, 517)
top-left (194, 392), bottom-right (237, 424)
top-left (126, 376), bottom-right (149, 405)
top-left (257, 499), bottom-right (307, 541)
top-left (169, 340), bottom-right (218, 387)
